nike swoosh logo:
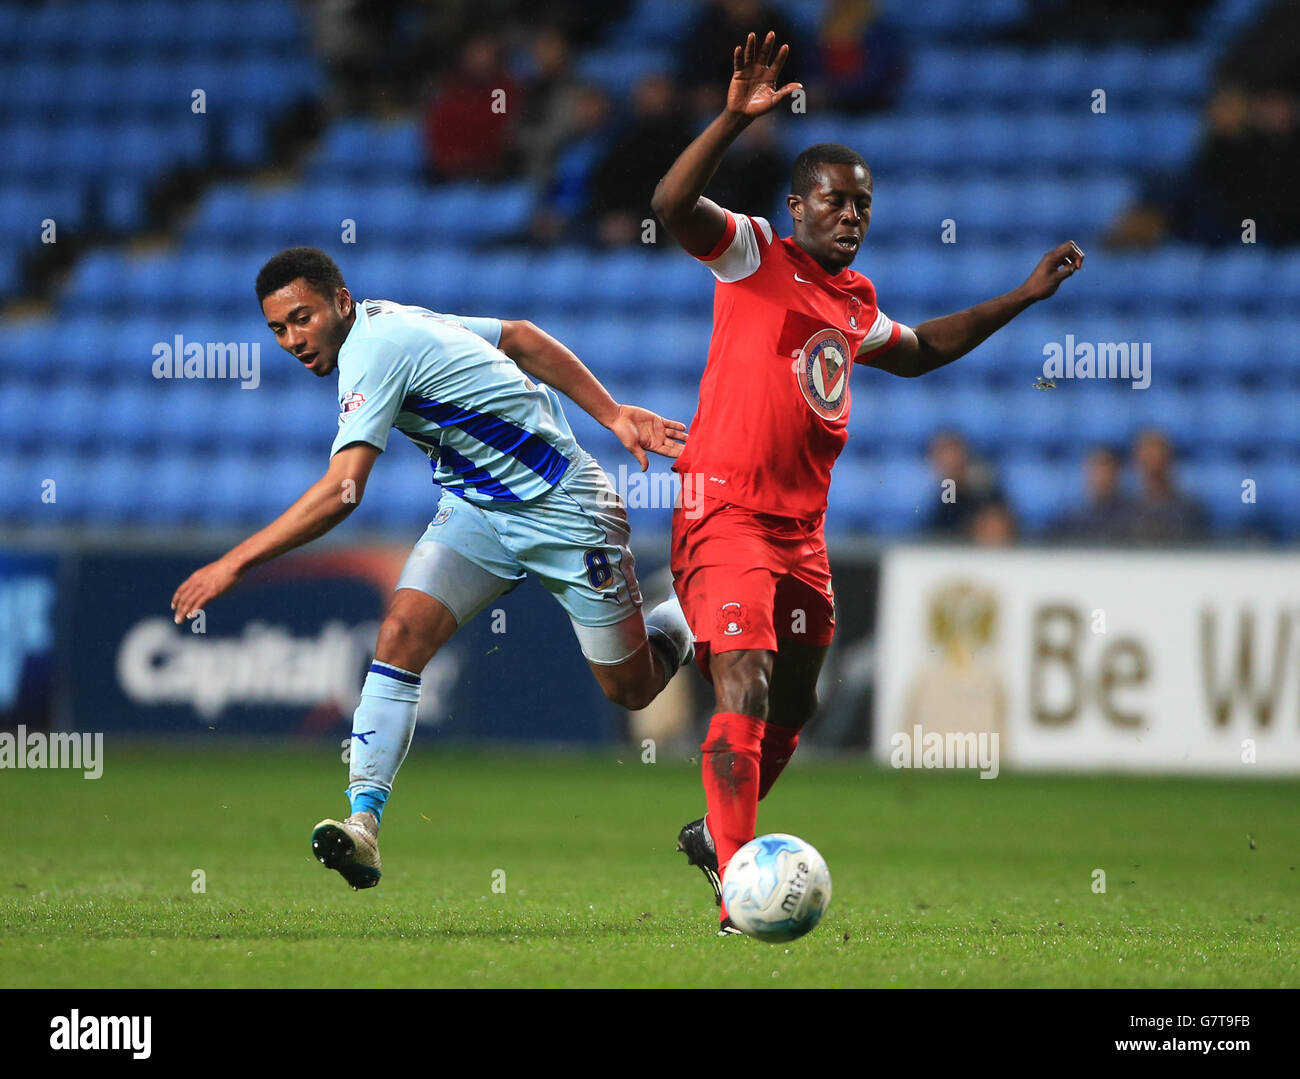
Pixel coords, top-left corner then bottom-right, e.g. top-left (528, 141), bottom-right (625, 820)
top-left (794, 273), bottom-right (811, 283)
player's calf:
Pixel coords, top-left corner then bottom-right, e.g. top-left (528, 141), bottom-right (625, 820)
top-left (710, 649), bottom-right (774, 719)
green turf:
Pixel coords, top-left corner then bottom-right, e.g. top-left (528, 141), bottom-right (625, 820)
top-left (2, 746), bottom-right (1297, 988)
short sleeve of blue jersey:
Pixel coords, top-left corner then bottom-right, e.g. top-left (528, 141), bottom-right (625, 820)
top-left (330, 344), bottom-right (414, 458)
top-left (447, 314), bottom-right (502, 349)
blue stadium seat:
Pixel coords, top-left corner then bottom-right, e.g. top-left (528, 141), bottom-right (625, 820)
top-left (0, 454), bottom-right (36, 523)
top-left (1001, 460), bottom-right (1078, 533)
top-left (4, 379), bottom-right (48, 450)
top-left (1260, 390), bottom-right (1300, 453)
top-left (532, 250), bottom-right (599, 312)
top-left (649, 319), bottom-right (712, 381)
top-left (310, 119), bottom-right (424, 181)
top-left (254, 450), bottom-right (332, 518)
top-left (29, 450), bottom-right (90, 523)
top-left (222, 118), bottom-right (268, 169)
top-left (1181, 458), bottom-right (1258, 534)
top-left (1255, 456), bottom-right (1300, 537)
top-left (1197, 387), bottom-right (1269, 456)
top-left (575, 48), bottom-right (673, 97)
top-left (187, 184), bottom-right (257, 241)
top-left (827, 456), bottom-right (935, 537)
top-left (81, 453), bottom-right (151, 524)
top-left (97, 385), bottom-right (166, 449)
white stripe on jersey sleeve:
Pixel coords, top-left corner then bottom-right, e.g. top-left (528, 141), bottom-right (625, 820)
top-left (859, 308), bottom-right (901, 354)
top-left (701, 213), bottom-right (773, 283)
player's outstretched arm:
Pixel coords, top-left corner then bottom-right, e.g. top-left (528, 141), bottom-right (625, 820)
top-left (497, 319), bottom-right (686, 470)
top-left (863, 241), bottom-right (1084, 378)
top-left (651, 31), bottom-right (802, 256)
top-left (169, 443), bottom-right (380, 623)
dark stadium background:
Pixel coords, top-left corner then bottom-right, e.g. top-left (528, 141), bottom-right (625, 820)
top-left (2, 0), bottom-right (1299, 997)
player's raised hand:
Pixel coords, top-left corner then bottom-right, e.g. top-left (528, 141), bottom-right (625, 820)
top-left (726, 31), bottom-right (801, 119)
top-left (171, 557), bottom-right (243, 624)
top-left (607, 404), bottom-right (688, 471)
top-left (1021, 241), bottom-right (1085, 302)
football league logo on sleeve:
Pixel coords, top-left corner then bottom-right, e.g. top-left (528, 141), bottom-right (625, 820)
top-left (796, 329), bottom-right (852, 420)
top-left (846, 296), bottom-right (861, 330)
top-left (339, 391), bottom-right (366, 424)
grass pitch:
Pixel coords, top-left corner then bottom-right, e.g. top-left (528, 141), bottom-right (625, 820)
top-left (2, 746), bottom-right (1297, 988)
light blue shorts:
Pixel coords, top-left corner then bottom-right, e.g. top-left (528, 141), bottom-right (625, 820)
top-left (395, 452), bottom-right (647, 664)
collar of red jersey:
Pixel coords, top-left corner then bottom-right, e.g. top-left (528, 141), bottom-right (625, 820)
top-left (783, 236), bottom-right (859, 286)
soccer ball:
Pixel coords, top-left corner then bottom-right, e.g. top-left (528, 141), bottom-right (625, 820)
top-left (722, 833), bottom-right (832, 942)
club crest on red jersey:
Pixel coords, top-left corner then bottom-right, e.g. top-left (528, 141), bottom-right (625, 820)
top-left (717, 601), bottom-right (748, 637)
top-left (796, 328), bottom-right (852, 420)
top-left (846, 296), bottom-right (862, 330)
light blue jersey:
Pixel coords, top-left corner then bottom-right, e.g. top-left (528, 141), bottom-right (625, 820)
top-left (330, 299), bottom-right (583, 503)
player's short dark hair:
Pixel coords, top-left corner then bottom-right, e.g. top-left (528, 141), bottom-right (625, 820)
top-left (255, 247), bottom-right (346, 303)
top-left (791, 143), bottom-right (871, 198)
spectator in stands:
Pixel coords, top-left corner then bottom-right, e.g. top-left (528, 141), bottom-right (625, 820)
top-left (1216, 0), bottom-right (1300, 95)
top-left (1127, 429), bottom-right (1209, 544)
top-left (311, 0), bottom-right (432, 112)
top-left (520, 0), bottom-right (632, 47)
top-left (701, 118), bottom-right (788, 223)
top-left (1052, 445), bottom-right (1137, 543)
top-left (971, 501), bottom-right (1019, 547)
top-left (423, 34), bottom-right (520, 181)
top-left (1106, 0), bottom-right (1300, 248)
top-left (583, 74), bottom-right (693, 248)
top-left (678, 0), bottom-right (804, 115)
top-left (812, 0), bottom-right (906, 114)
top-left (1107, 81), bottom-right (1300, 247)
top-left (1010, 0), bottom-right (1213, 44)
top-left (516, 26), bottom-right (585, 186)
top-left (925, 430), bottom-right (1005, 539)
top-left (528, 86), bottom-right (615, 244)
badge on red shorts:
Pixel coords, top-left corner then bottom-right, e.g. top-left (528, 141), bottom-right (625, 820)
top-left (717, 601), bottom-right (748, 636)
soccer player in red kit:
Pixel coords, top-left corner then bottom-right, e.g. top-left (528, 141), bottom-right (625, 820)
top-left (651, 32), bottom-right (1084, 933)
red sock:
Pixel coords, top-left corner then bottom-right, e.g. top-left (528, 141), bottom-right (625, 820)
top-left (758, 721), bottom-right (800, 801)
top-left (701, 712), bottom-right (765, 918)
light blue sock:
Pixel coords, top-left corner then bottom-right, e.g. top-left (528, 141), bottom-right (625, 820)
top-left (345, 661), bottom-right (422, 826)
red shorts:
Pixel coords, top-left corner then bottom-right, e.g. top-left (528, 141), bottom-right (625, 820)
top-left (670, 496), bottom-right (836, 679)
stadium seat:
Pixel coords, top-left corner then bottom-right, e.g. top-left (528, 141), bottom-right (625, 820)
top-left (1000, 459), bottom-right (1078, 533)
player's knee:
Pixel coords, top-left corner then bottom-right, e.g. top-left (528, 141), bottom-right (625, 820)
top-left (374, 613), bottom-right (438, 672)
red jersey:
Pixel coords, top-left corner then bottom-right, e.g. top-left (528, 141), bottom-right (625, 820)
top-left (673, 210), bottom-right (902, 520)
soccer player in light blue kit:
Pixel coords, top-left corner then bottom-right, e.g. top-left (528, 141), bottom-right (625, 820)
top-left (171, 248), bottom-right (694, 889)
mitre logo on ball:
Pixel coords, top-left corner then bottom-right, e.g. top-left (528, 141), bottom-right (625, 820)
top-left (796, 328), bottom-right (852, 420)
top-left (717, 601), bottom-right (748, 636)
